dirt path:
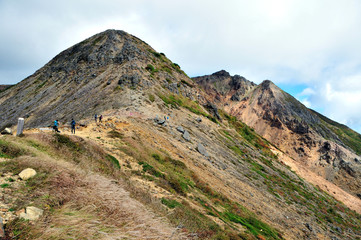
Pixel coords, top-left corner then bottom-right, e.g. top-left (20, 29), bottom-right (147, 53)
top-left (82, 173), bottom-right (185, 239)
top-left (20, 126), bottom-right (187, 239)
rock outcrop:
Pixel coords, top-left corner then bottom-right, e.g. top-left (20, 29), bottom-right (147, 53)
top-left (196, 70), bottom-right (361, 199)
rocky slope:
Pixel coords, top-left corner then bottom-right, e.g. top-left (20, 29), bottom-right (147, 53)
top-left (0, 30), bottom-right (360, 239)
top-left (0, 29), bottom-right (197, 130)
top-left (194, 71), bottom-right (361, 200)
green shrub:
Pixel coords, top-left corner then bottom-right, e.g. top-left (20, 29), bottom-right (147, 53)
top-left (166, 175), bottom-right (187, 196)
top-left (27, 140), bottom-right (48, 152)
top-left (146, 64), bottom-right (155, 72)
top-left (148, 94), bottom-right (155, 102)
top-left (151, 153), bottom-right (162, 162)
top-left (165, 157), bottom-right (186, 169)
top-left (153, 52), bottom-right (162, 58)
top-left (106, 154), bottom-right (120, 169)
top-left (7, 177), bottom-right (15, 182)
top-left (114, 86), bottom-right (123, 91)
top-left (53, 134), bottom-right (84, 153)
top-left (107, 130), bottom-right (124, 139)
top-left (138, 161), bottom-right (164, 178)
top-left (161, 198), bottom-right (182, 209)
top-left (172, 63), bottom-right (180, 69)
top-left (223, 211), bottom-right (280, 239)
top-left (180, 79), bottom-right (194, 88)
top-left (0, 139), bottom-right (25, 158)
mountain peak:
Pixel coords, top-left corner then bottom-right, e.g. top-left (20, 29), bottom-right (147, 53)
top-left (260, 79), bottom-right (276, 89)
top-left (211, 70), bottom-right (230, 77)
top-left (0, 29), bottom-right (191, 129)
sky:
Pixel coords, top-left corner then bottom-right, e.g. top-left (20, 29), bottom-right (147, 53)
top-left (1, 0), bottom-right (361, 133)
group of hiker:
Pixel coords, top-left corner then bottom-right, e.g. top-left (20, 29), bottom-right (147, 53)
top-left (53, 114), bottom-right (102, 134)
top-left (53, 119), bottom-right (76, 134)
top-left (94, 114), bottom-right (103, 123)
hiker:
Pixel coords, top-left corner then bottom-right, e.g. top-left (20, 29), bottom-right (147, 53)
top-left (53, 120), bottom-right (60, 133)
top-left (99, 115), bottom-right (103, 123)
top-left (71, 118), bottom-right (76, 134)
top-left (95, 114), bottom-right (98, 122)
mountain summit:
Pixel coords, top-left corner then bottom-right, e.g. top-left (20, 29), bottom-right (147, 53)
top-left (0, 29), bottom-right (194, 129)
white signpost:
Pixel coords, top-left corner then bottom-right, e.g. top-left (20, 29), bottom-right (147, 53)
top-left (16, 118), bottom-right (24, 136)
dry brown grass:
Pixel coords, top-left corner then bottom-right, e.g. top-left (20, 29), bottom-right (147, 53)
top-left (2, 133), bottom-right (184, 240)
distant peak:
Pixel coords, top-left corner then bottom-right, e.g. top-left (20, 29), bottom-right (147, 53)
top-left (95, 29), bottom-right (128, 39)
top-left (260, 80), bottom-right (276, 89)
top-left (102, 29), bottom-right (126, 34)
top-left (212, 70), bottom-right (230, 78)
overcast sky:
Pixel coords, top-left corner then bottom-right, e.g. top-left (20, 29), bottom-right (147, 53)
top-left (1, 0), bottom-right (361, 133)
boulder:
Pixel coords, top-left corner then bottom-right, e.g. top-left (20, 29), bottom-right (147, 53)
top-left (19, 206), bottom-right (43, 221)
top-left (19, 168), bottom-right (37, 180)
top-left (182, 131), bottom-right (191, 141)
top-left (1, 128), bottom-right (12, 135)
top-left (158, 119), bottom-right (166, 125)
top-left (197, 143), bottom-right (209, 157)
top-left (176, 126), bottom-right (185, 133)
top-left (196, 117), bottom-right (202, 123)
top-left (205, 103), bottom-right (221, 120)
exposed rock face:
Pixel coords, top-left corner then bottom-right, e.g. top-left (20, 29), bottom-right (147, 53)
top-left (196, 71), bottom-right (361, 198)
top-left (193, 70), bottom-right (256, 104)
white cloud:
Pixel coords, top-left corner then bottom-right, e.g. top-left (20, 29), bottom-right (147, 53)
top-left (300, 98), bottom-right (312, 108)
top-left (299, 88), bottom-right (316, 97)
top-left (306, 75), bottom-right (361, 132)
top-left (1, 0), bottom-right (361, 132)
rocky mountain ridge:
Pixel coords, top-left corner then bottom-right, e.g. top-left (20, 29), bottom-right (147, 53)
top-left (0, 29), bottom-right (360, 239)
top-left (194, 70), bottom-right (361, 200)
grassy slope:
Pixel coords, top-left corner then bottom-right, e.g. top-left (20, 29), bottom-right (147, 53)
top-left (1, 108), bottom-right (361, 239)
top-left (0, 133), bottom-right (281, 239)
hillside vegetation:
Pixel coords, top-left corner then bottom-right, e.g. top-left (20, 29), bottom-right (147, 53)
top-left (1, 103), bottom-right (360, 239)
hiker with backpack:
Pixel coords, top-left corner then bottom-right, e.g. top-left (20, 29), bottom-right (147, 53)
top-left (53, 120), bottom-right (60, 133)
top-left (99, 114), bottom-right (103, 123)
top-left (71, 118), bottom-right (76, 134)
top-left (95, 114), bottom-right (98, 123)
